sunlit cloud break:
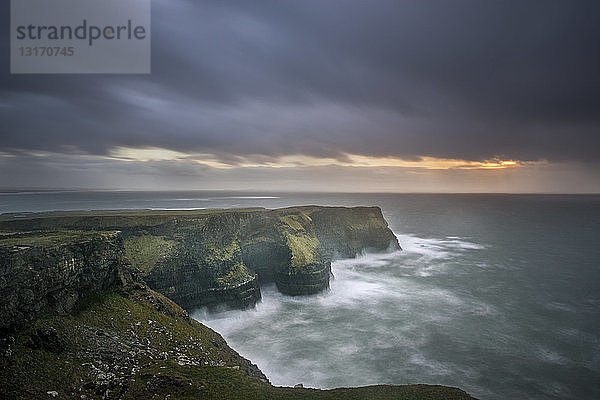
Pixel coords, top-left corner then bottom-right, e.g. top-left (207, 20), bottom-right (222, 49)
top-left (108, 146), bottom-right (534, 171)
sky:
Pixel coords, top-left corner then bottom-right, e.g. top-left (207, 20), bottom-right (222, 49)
top-left (1, 0), bottom-right (600, 192)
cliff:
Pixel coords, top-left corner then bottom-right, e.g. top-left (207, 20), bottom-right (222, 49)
top-left (0, 231), bottom-right (132, 333)
top-left (0, 206), bottom-right (399, 314)
top-left (0, 284), bottom-right (268, 399)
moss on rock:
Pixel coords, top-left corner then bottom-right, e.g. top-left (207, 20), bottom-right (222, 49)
top-left (216, 262), bottom-right (254, 288)
top-left (285, 234), bottom-right (320, 269)
top-left (123, 234), bottom-right (175, 274)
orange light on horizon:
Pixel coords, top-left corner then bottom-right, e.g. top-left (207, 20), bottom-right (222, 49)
top-left (105, 147), bottom-right (535, 171)
top-left (340, 155), bottom-right (526, 170)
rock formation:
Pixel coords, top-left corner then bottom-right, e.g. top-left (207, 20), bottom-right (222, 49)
top-left (0, 206), bottom-right (399, 327)
top-left (0, 231), bottom-right (131, 332)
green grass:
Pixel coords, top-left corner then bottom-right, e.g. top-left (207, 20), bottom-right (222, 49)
top-left (0, 230), bottom-right (119, 247)
top-left (279, 214), bottom-right (312, 232)
top-left (204, 240), bottom-right (240, 263)
top-left (286, 234), bottom-right (320, 268)
top-left (0, 285), bottom-right (261, 399)
top-left (124, 362), bottom-right (475, 400)
top-left (216, 262), bottom-right (254, 287)
top-left (0, 208), bottom-right (266, 222)
top-left (123, 234), bottom-right (176, 274)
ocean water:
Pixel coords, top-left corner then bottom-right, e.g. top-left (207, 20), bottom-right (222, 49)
top-left (2, 191), bottom-right (599, 399)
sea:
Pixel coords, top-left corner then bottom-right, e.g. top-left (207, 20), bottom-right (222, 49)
top-left (1, 190), bottom-right (599, 400)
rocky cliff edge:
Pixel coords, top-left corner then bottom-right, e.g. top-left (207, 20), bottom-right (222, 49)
top-left (0, 206), bottom-right (400, 325)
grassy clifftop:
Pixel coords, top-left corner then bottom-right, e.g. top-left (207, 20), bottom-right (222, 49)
top-left (0, 285), bottom-right (475, 400)
top-left (0, 284), bottom-right (266, 399)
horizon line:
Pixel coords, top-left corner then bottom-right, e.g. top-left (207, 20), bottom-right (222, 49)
top-left (0, 188), bottom-right (599, 195)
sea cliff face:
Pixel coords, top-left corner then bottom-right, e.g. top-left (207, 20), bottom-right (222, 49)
top-left (308, 206), bottom-right (400, 259)
top-left (0, 231), bottom-right (131, 332)
top-left (0, 206), bottom-right (399, 316)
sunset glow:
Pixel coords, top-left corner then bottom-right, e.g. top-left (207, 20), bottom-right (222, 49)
top-left (108, 147), bottom-right (529, 171)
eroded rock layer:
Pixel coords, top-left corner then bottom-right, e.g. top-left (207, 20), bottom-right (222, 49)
top-left (0, 231), bottom-right (131, 331)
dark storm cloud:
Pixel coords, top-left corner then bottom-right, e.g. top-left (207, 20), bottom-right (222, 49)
top-left (1, 0), bottom-right (599, 162)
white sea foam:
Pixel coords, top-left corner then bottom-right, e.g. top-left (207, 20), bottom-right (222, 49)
top-left (545, 301), bottom-right (575, 312)
top-left (536, 347), bottom-right (570, 365)
top-left (397, 233), bottom-right (484, 256)
top-left (539, 382), bottom-right (574, 399)
top-left (408, 353), bottom-right (452, 376)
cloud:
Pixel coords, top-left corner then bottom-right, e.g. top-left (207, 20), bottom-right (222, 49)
top-left (1, 151), bottom-right (599, 193)
top-left (1, 0), bottom-right (599, 190)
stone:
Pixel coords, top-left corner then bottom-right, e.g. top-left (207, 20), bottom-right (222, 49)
top-left (26, 323), bottom-right (64, 353)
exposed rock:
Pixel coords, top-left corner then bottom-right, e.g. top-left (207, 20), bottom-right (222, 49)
top-left (25, 322), bottom-right (64, 353)
top-left (0, 231), bottom-right (131, 332)
top-left (0, 206), bottom-right (399, 317)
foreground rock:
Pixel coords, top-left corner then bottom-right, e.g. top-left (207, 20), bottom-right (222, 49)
top-left (1, 284), bottom-right (267, 399)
